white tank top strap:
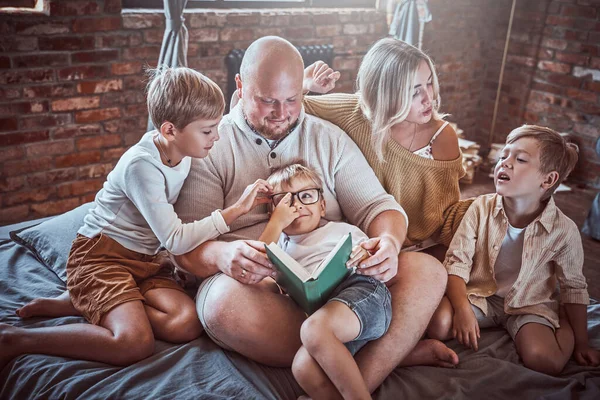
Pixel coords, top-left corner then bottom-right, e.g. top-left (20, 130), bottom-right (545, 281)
top-left (429, 121), bottom-right (449, 145)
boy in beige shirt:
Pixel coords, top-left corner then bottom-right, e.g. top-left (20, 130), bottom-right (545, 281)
top-left (427, 125), bottom-right (599, 375)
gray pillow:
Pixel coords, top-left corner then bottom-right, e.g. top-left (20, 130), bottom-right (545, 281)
top-left (10, 202), bottom-right (95, 282)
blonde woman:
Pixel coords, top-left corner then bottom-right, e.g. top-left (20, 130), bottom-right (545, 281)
top-left (303, 38), bottom-right (474, 254)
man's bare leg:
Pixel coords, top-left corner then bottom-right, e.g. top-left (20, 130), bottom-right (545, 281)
top-left (355, 251), bottom-right (458, 393)
top-left (199, 274), bottom-right (306, 367)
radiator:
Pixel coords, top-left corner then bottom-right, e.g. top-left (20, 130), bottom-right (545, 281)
top-left (225, 44), bottom-right (334, 113)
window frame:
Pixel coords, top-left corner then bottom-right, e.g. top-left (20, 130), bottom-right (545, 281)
top-left (123, 0), bottom-right (376, 9)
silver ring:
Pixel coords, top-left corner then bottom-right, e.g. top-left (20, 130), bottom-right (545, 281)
top-left (241, 269), bottom-right (247, 278)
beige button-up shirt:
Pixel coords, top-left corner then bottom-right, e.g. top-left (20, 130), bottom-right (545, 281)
top-left (444, 193), bottom-right (588, 327)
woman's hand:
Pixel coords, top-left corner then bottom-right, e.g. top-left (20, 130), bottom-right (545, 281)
top-left (303, 61), bottom-right (341, 94)
top-left (452, 306), bottom-right (480, 351)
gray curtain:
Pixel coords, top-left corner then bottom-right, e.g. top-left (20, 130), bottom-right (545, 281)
top-left (148, 0), bottom-right (190, 131)
top-left (389, 0), bottom-right (431, 49)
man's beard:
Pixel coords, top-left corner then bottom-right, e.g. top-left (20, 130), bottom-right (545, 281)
top-left (249, 116), bottom-right (299, 140)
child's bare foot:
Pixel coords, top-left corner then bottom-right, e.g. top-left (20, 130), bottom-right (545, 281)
top-left (0, 323), bottom-right (24, 371)
top-left (16, 291), bottom-right (79, 319)
top-left (399, 339), bottom-right (459, 368)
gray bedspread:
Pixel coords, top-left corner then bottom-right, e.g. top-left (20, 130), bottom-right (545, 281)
top-left (1, 238), bottom-right (599, 399)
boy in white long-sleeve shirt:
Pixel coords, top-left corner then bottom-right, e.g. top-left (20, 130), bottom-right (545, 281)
top-left (2, 67), bottom-right (271, 368)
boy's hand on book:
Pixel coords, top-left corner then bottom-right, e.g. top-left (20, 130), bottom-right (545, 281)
top-left (353, 237), bottom-right (399, 283)
top-left (219, 240), bottom-right (275, 284)
top-left (347, 245), bottom-right (370, 270)
top-left (271, 193), bottom-right (299, 228)
top-left (452, 307), bottom-right (480, 351)
top-left (573, 344), bottom-right (600, 367)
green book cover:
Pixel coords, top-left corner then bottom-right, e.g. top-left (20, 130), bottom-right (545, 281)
top-left (264, 233), bottom-right (353, 315)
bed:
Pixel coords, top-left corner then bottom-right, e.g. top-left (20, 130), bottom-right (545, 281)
top-left (1, 203), bottom-right (600, 399)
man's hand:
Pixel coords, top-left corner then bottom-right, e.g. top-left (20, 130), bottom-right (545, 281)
top-left (303, 61), bottom-right (341, 95)
top-left (218, 240), bottom-right (275, 284)
top-left (352, 236), bottom-right (399, 283)
top-left (452, 306), bottom-right (480, 351)
top-left (573, 344), bottom-right (600, 367)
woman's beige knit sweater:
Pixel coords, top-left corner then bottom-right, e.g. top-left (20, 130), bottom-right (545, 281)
top-left (304, 93), bottom-right (474, 247)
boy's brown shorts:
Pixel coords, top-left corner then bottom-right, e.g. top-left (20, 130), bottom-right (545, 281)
top-left (66, 233), bottom-right (185, 325)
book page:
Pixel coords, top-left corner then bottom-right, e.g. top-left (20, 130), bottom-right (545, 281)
top-left (266, 242), bottom-right (311, 282)
top-left (311, 233), bottom-right (349, 279)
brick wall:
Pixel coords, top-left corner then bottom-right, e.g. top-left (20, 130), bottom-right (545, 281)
top-left (0, 1), bottom-right (387, 225)
top-left (1, 0), bottom-right (598, 225)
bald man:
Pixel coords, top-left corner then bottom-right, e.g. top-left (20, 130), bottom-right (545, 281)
top-left (174, 36), bottom-right (456, 394)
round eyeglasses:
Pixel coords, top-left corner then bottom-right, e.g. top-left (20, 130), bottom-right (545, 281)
top-left (270, 188), bottom-right (322, 207)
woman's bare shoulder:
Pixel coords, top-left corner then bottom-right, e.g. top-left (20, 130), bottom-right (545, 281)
top-left (431, 120), bottom-right (461, 161)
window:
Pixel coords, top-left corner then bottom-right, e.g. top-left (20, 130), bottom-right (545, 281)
top-left (123, 0), bottom-right (376, 9)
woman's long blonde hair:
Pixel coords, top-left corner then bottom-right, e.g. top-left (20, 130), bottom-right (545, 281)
top-left (357, 38), bottom-right (445, 161)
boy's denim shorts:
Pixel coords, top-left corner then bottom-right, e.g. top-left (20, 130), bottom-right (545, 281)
top-left (327, 274), bottom-right (392, 355)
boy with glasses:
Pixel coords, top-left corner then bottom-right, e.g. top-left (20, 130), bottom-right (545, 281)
top-left (259, 163), bottom-right (392, 400)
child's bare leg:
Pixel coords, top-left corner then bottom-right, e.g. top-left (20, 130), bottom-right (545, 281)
top-left (426, 296), bottom-right (454, 341)
top-left (16, 290), bottom-right (79, 318)
top-left (292, 345), bottom-right (342, 400)
top-left (1, 300), bottom-right (154, 370)
top-left (515, 316), bottom-right (574, 376)
top-left (296, 301), bottom-right (371, 400)
top-left (143, 288), bottom-right (203, 343)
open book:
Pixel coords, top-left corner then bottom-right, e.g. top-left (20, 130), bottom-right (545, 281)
top-left (264, 233), bottom-right (353, 315)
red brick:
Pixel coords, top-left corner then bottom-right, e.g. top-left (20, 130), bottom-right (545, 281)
top-left (20, 114), bottom-right (72, 130)
top-left (76, 134), bottom-right (122, 151)
top-left (555, 52), bottom-right (591, 65)
top-left (0, 56), bottom-right (10, 69)
top-left (560, 4), bottom-right (597, 18)
top-left (0, 146), bottom-right (25, 162)
top-left (3, 156), bottom-right (53, 176)
top-left (0, 87), bottom-right (20, 100)
top-left (38, 36), bottom-right (95, 51)
top-left (285, 27), bottom-right (314, 39)
top-left (565, 88), bottom-right (598, 103)
top-left (591, 57), bottom-right (600, 69)
top-left (315, 25), bottom-right (341, 37)
top-left (79, 162), bottom-right (114, 178)
top-left (75, 108), bottom-right (121, 123)
top-left (101, 90), bottom-right (145, 106)
top-left (80, 192), bottom-right (97, 203)
top-left (121, 46), bottom-right (160, 61)
top-left (111, 62), bottom-right (143, 76)
top-left (188, 13), bottom-right (227, 28)
top-left (339, 11), bottom-right (362, 23)
top-left (122, 14), bottom-right (164, 30)
top-left (58, 65), bottom-right (110, 81)
top-left (30, 198), bottom-right (81, 219)
top-left (0, 204), bottom-right (29, 225)
top-left (0, 130), bottom-right (49, 146)
top-left (0, 101), bottom-right (48, 116)
top-left (15, 21), bottom-right (71, 36)
top-left (0, 117), bottom-right (18, 132)
top-left (12, 53), bottom-right (69, 68)
top-left (260, 14), bottom-right (292, 27)
top-left (546, 15), bottom-right (596, 30)
top-left (104, 0), bottom-right (121, 13)
top-left (97, 32), bottom-right (142, 48)
top-left (189, 28), bottom-right (220, 43)
top-left (55, 150), bottom-right (102, 168)
top-left (57, 178), bottom-right (103, 198)
top-left (219, 27), bottom-right (254, 42)
top-left (3, 187), bottom-right (57, 208)
top-left (343, 24), bottom-right (369, 35)
top-left (122, 76), bottom-right (146, 91)
top-left (73, 16), bottom-right (121, 33)
top-left (53, 124), bottom-right (102, 139)
top-left (313, 13), bottom-right (338, 25)
top-left (23, 83), bottom-right (77, 99)
top-left (49, 1), bottom-right (100, 16)
top-left (123, 103), bottom-right (147, 118)
top-left (51, 97), bottom-right (100, 112)
top-left (72, 50), bottom-right (119, 64)
top-left (26, 168), bottom-right (78, 188)
top-left (0, 175), bottom-right (25, 192)
top-left (102, 146), bottom-right (126, 160)
top-left (537, 61), bottom-right (572, 74)
top-left (26, 139), bottom-right (75, 157)
top-left (226, 13), bottom-right (260, 26)
top-left (77, 79), bottom-right (122, 94)
top-left (142, 29), bottom-right (163, 44)
top-left (291, 14), bottom-right (313, 26)
top-left (0, 69), bottom-right (53, 85)
top-left (584, 80), bottom-right (600, 92)
top-left (577, 101), bottom-right (600, 115)
top-left (544, 72), bottom-right (583, 87)
top-left (104, 117), bottom-right (145, 134)
top-left (573, 123), bottom-right (600, 138)
top-left (0, 36), bottom-right (37, 52)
